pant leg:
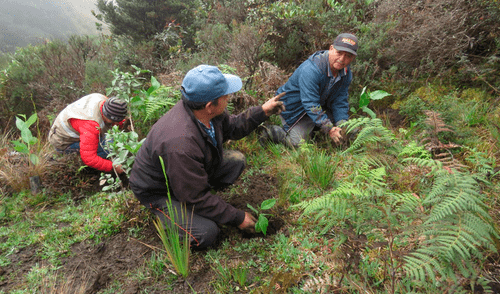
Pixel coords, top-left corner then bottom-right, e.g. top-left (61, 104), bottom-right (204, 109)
top-left (209, 149), bottom-right (246, 188)
top-left (280, 115), bottom-right (316, 147)
top-left (64, 138), bottom-right (109, 159)
top-left (148, 197), bottom-right (220, 249)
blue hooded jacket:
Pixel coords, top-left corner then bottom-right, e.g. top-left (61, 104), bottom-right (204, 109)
top-left (277, 50), bottom-right (351, 132)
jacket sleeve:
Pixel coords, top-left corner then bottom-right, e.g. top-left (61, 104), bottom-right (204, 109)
top-left (299, 62), bottom-right (334, 132)
top-left (327, 71), bottom-right (351, 125)
top-left (163, 137), bottom-right (245, 226)
top-left (70, 119), bottom-right (113, 172)
top-left (221, 106), bottom-right (268, 142)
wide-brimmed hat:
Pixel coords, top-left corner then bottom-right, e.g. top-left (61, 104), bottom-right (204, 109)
top-left (181, 65), bottom-right (242, 103)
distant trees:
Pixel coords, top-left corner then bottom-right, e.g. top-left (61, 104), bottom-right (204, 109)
top-left (94, 0), bottom-right (197, 43)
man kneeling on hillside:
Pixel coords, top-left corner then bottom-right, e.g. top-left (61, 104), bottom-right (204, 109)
top-left (48, 94), bottom-right (128, 174)
top-left (129, 65), bottom-right (285, 249)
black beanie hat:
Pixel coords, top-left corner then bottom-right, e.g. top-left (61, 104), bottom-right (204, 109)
top-left (102, 97), bottom-right (128, 122)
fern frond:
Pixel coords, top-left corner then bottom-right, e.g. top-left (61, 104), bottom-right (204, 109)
top-left (145, 95), bottom-right (177, 121)
top-left (342, 117), bottom-right (395, 154)
top-left (399, 141), bottom-right (432, 160)
top-left (388, 192), bottom-right (422, 213)
top-left (353, 166), bottom-right (386, 189)
top-left (403, 169), bottom-right (497, 285)
top-left (404, 251), bottom-right (442, 283)
top-left (426, 173), bottom-right (490, 220)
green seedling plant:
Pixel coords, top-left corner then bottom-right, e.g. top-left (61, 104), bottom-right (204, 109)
top-left (100, 125), bottom-right (145, 191)
top-left (247, 198), bottom-right (277, 235)
top-left (231, 263), bottom-right (249, 288)
top-left (11, 113), bottom-right (40, 166)
top-left (351, 87), bottom-right (391, 118)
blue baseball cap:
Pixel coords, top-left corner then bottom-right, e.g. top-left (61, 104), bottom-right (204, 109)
top-left (181, 65), bottom-right (242, 103)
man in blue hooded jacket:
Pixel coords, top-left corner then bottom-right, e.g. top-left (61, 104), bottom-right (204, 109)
top-left (260, 33), bottom-right (358, 147)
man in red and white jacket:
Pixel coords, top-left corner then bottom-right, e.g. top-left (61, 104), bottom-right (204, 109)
top-left (48, 93), bottom-right (128, 174)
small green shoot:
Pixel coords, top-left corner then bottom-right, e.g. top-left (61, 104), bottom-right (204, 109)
top-left (11, 113), bottom-right (39, 166)
top-left (247, 199), bottom-right (277, 235)
top-left (351, 87), bottom-right (391, 118)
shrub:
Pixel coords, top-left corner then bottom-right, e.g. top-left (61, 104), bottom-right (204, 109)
top-left (372, 0), bottom-right (500, 80)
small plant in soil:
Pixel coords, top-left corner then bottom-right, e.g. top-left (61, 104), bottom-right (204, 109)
top-left (99, 125), bottom-right (145, 191)
top-left (247, 198), bottom-right (276, 235)
top-left (11, 113), bottom-right (40, 166)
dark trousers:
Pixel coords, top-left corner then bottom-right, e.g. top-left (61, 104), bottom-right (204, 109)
top-left (150, 149), bottom-right (246, 249)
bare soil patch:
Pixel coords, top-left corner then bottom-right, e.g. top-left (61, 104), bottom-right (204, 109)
top-left (0, 166), bottom-right (285, 293)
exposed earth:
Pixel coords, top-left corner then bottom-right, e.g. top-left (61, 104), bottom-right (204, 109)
top-left (0, 154), bottom-right (287, 294)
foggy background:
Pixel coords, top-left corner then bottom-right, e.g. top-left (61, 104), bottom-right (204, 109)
top-left (0, 0), bottom-right (103, 52)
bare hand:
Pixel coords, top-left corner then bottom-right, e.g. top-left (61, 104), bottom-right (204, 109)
top-left (329, 127), bottom-right (343, 145)
top-left (238, 212), bottom-right (257, 233)
top-left (113, 164), bottom-right (124, 174)
top-left (262, 92), bottom-right (286, 116)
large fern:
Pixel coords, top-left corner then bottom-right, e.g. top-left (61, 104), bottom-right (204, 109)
top-left (295, 137), bottom-right (498, 291)
top-left (401, 157), bottom-right (498, 285)
top-left (296, 165), bottom-right (388, 234)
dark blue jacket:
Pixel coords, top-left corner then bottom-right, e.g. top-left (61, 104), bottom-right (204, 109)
top-left (277, 50), bottom-right (351, 132)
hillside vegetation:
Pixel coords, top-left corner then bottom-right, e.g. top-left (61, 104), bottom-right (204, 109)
top-left (1, 0), bottom-right (500, 293)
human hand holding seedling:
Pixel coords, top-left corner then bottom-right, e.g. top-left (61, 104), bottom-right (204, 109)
top-left (238, 212), bottom-right (257, 233)
top-left (246, 199), bottom-right (277, 235)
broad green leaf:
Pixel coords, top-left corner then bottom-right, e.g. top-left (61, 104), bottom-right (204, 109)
top-left (118, 149), bottom-right (128, 162)
top-left (25, 113), bottom-right (38, 128)
top-left (261, 199), bottom-right (277, 210)
top-left (256, 215), bottom-right (269, 235)
top-left (29, 154), bottom-right (39, 165)
top-left (369, 90), bottom-right (391, 101)
top-left (362, 106), bottom-right (377, 119)
top-left (151, 76), bottom-right (161, 91)
top-left (11, 140), bottom-right (29, 154)
top-left (15, 116), bottom-right (26, 131)
top-left (21, 129), bottom-right (35, 144)
top-left (246, 203), bottom-right (259, 215)
top-left (358, 87), bottom-right (370, 108)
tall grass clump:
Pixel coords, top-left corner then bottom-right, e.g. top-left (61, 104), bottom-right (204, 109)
top-left (153, 157), bottom-right (191, 278)
top-left (293, 141), bottom-right (338, 189)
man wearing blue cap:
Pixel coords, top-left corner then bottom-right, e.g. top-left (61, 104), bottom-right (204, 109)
top-left (129, 65), bottom-right (285, 248)
top-left (260, 33), bottom-right (358, 147)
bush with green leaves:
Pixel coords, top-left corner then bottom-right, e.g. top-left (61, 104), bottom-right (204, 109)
top-left (105, 65), bottom-right (181, 137)
top-left (350, 87), bottom-right (391, 119)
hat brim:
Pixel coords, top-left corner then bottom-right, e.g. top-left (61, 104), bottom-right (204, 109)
top-left (334, 45), bottom-right (357, 56)
top-left (223, 74), bottom-right (242, 96)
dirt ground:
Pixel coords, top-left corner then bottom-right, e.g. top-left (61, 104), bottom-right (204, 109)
top-left (2, 150), bottom-right (500, 293)
top-left (0, 161), bottom-right (286, 294)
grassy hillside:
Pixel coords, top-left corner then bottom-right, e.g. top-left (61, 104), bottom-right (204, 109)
top-left (0, 0), bottom-right (499, 292)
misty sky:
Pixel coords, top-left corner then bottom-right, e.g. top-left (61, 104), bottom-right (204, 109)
top-left (1, 0), bottom-right (104, 52)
